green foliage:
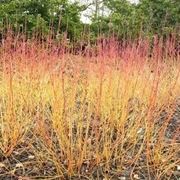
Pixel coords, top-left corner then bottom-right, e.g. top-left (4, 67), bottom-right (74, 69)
top-left (138, 0), bottom-right (180, 35)
top-left (0, 0), bottom-right (179, 40)
top-left (91, 0), bottom-right (180, 39)
top-left (0, 0), bottom-right (83, 39)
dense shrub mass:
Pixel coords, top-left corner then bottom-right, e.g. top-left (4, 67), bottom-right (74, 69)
top-left (0, 1), bottom-right (179, 179)
top-left (0, 33), bottom-right (179, 179)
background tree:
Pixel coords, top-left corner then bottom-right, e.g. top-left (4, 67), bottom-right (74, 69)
top-left (138, 0), bottom-right (180, 36)
top-left (0, 0), bottom-right (84, 40)
top-left (89, 0), bottom-right (179, 39)
top-left (0, 0), bottom-right (179, 40)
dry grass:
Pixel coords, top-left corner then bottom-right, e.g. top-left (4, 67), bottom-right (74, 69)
top-left (0, 35), bottom-right (179, 179)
